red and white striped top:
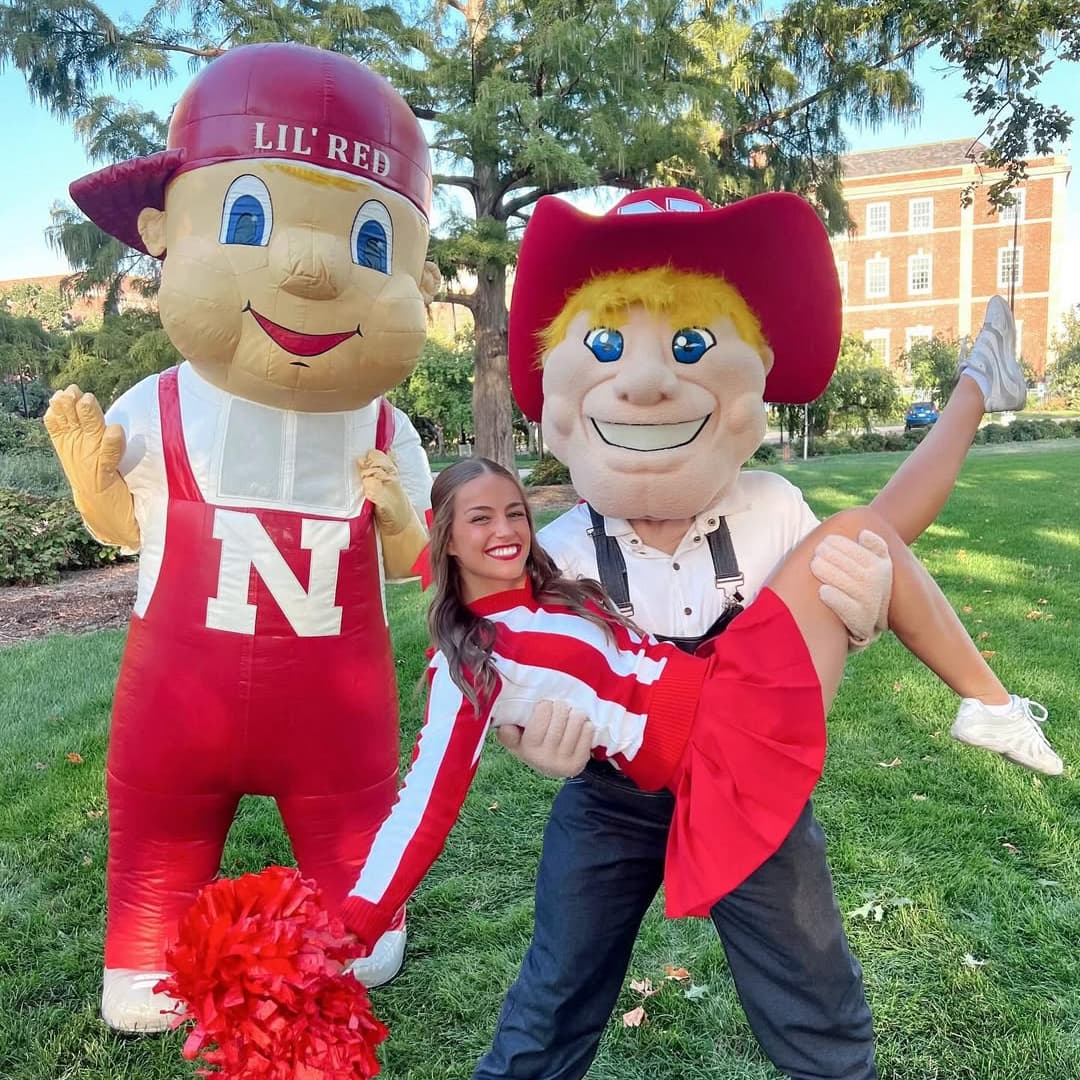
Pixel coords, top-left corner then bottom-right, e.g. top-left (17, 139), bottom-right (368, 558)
top-left (340, 581), bottom-right (707, 948)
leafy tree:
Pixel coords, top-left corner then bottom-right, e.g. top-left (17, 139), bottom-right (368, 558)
top-left (387, 337), bottom-right (475, 454)
top-left (0, 281), bottom-right (73, 332)
top-left (1048, 306), bottom-right (1080, 408)
top-left (3, 0), bottom-right (1078, 466)
top-left (813, 335), bottom-right (903, 434)
top-left (0, 311), bottom-right (62, 417)
top-left (905, 335), bottom-right (960, 406)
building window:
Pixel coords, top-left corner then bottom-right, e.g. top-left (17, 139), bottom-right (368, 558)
top-left (998, 246), bottom-right (1024, 290)
top-left (864, 330), bottom-right (890, 364)
top-left (866, 256), bottom-right (889, 299)
top-left (905, 326), bottom-right (933, 351)
top-left (836, 260), bottom-right (848, 300)
top-left (998, 189), bottom-right (1026, 224)
top-left (908, 252), bottom-right (932, 295)
top-left (866, 202), bottom-right (890, 236)
top-left (909, 197), bottom-right (933, 232)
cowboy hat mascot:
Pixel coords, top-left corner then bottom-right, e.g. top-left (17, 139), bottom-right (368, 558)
top-left (44, 42), bottom-right (436, 1033)
top-left (476, 188), bottom-right (893, 1080)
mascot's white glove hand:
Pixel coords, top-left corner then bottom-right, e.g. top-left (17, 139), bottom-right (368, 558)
top-left (811, 529), bottom-right (892, 651)
top-left (497, 699), bottom-right (595, 779)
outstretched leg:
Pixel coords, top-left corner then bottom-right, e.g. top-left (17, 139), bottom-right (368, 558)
top-left (872, 296), bottom-right (1024, 544)
top-left (768, 508), bottom-right (1063, 774)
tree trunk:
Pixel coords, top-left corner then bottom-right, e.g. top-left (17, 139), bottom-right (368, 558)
top-left (471, 255), bottom-right (515, 469)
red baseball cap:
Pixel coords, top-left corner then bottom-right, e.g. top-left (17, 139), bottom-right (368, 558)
top-left (70, 43), bottom-right (432, 255)
top-left (508, 188), bottom-right (842, 416)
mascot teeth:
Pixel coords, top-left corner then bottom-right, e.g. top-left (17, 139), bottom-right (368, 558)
top-left (591, 417), bottom-right (709, 452)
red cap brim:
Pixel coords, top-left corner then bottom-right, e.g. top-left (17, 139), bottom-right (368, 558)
top-left (508, 191), bottom-right (842, 418)
top-left (69, 150), bottom-right (187, 257)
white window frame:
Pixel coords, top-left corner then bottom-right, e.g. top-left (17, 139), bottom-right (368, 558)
top-left (866, 202), bottom-right (890, 236)
top-left (836, 260), bottom-right (848, 301)
top-left (864, 329), bottom-right (890, 365)
top-left (905, 326), bottom-right (933, 351)
top-left (997, 246), bottom-right (1024, 290)
top-left (909, 197), bottom-right (933, 233)
top-left (907, 251), bottom-right (932, 295)
top-left (998, 189), bottom-right (1026, 224)
top-left (1014, 318), bottom-right (1023, 362)
top-left (865, 256), bottom-right (890, 299)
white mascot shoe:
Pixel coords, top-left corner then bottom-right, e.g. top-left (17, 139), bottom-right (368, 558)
top-left (345, 923), bottom-right (407, 988)
top-left (101, 967), bottom-right (181, 1034)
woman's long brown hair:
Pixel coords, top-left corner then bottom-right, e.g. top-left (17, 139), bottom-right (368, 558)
top-left (427, 457), bottom-right (630, 707)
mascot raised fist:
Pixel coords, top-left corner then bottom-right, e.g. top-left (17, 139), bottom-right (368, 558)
top-left (44, 43), bottom-right (436, 1032)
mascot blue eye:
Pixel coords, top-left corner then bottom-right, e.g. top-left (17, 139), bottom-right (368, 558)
top-left (671, 327), bottom-right (716, 364)
top-left (350, 201), bottom-right (393, 273)
top-left (219, 176), bottom-right (273, 246)
top-left (584, 328), bottom-right (624, 363)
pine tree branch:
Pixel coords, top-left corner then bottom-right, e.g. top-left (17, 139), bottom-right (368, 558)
top-left (412, 106), bottom-right (444, 121)
top-left (126, 36), bottom-right (224, 58)
top-left (499, 169), bottom-right (638, 219)
top-left (731, 34), bottom-right (933, 140)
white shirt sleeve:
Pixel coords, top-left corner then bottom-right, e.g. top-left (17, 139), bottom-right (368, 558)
top-left (390, 407), bottom-right (433, 518)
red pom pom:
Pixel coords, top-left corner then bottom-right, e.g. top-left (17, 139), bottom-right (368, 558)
top-left (157, 866), bottom-right (388, 1078)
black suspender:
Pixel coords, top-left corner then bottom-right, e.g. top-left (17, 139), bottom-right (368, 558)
top-left (585, 505), bottom-right (744, 619)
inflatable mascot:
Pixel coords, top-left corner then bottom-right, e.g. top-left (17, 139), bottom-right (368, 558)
top-left (43, 43), bottom-right (437, 1032)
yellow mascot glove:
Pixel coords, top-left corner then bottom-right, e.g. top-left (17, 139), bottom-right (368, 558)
top-left (43, 385), bottom-right (140, 551)
top-left (357, 448), bottom-right (428, 579)
top-left (496, 700), bottom-right (595, 779)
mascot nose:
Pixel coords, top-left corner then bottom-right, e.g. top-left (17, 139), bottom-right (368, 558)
top-left (271, 229), bottom-right (351, 300)
top-left (613, 352), bottom-right (679, 405)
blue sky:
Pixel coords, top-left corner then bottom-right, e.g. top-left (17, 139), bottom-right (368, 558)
top-left (2, 33), bottom-right (1078, 304)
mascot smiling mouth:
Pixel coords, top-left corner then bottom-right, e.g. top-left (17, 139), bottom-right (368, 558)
top-left (590, 416), bottom-right (710, 452)
top-left (244, 303), bottom-right (361, 365)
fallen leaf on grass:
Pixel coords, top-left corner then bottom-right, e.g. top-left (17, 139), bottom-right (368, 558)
top-left (684, 984), bottom-right (710, 1001)
top-left (623, 1006), bottom-right (646, 1027)
top-left (980, 650), bottom-right (997, 659)
top-left (1036, 879), bottom-right (1060, 888)
top-left (1025, 610), bottom-right (1043, 620)
top-left (487, 801), bottom-right (499, 812)
top-left (664, 966), bottom-right (691, 981)
top-left (33, 762), bottom-right (48, 771)
top-left (81, 855), bottom-right (93, 866)
top-left (962, 954), bottom-right (988, 968)
top-left (892, 681), bottom-right (902, 692)
top-left (629, 978), bottom-right (654, 995)
top-left (956, 549), bottom-right (968, 561)
top-left (1038, 598), bottom-right (1049, 605)
top-left (877, 758), bottom-right (902, 768)
top-left (849, 896), bottom-right (912, 923)
top-left (912, 794), bottom-right (928, 801)
top-left (85, 809), bottom-right (105, 819)
top-left (1001, 842), bottom-right (1020, 856)
top-left (66, 753), bottom-right (84, 765)
top-left (978, 632), bottom-right (990, 640)
top-left (962, 605), bottom-right (973, 613)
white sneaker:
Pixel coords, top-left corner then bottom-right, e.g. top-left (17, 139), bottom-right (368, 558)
top-left (101, 967), bottom-right (181, 1033)
top-left (951, 695), bottom-right (1064, 775)
top-left (957, 295), bottom-right (1028, 412)
top-left (345, 925), bottom-right (407, 988)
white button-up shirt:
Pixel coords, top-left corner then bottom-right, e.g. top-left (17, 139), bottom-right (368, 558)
top-left (538, 469), bottom-right (819, 639)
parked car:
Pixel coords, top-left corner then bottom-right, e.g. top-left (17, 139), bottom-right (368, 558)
top-left (904, 401), bottom-right (939, 430)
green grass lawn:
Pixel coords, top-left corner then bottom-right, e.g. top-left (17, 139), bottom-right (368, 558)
top-left (1, 444), bottom-right (1078, 1079)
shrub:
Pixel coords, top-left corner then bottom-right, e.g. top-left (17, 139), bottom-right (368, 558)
top-left (0, 489), bottom-right (122, 585)
top-left (902, 427), bottom-right (929, 449)
top-left (883, 433), bottom-right (908, 451)
top-left (1006, 419), bottom-right (1039, 442)
top-left (850, 432), bottom-right (886, 453)
top-left (751, 443), bottom-right (779, 464)
top-left (0, 449), bottom-right (67, 497)
top-left (980, 422), bottom-right (1011, 444)
top-left (0, 411), bottom-right (51, 453)
top-left (524, 455), bottom-right (571, 486)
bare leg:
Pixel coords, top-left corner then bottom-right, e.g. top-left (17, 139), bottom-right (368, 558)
top-left (870, 376), bottom-right (983, 544)
top-left (766, 506), bottom-right (1009, 713)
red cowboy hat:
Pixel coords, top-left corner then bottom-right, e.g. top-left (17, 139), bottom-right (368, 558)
top-left (508, 188), bottom-right (841, 417)
top-left (69, 43), bottom-right (432, 255)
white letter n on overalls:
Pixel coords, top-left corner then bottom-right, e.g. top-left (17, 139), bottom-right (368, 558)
top-left (205, 509), bottom-right (350, 636)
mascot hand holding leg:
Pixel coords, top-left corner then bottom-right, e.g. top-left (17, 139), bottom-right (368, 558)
top-left (44, 43), bottom-right (437, 1033)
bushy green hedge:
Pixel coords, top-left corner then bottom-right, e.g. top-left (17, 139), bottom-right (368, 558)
top-left (0, 449), bottom-right (67, 497)
top-left (0, 490), bottom-right (123, 585)
top-left (524, 455), bottom-right (572, 486)
top-left (0, 411), bottom-right (51, 454)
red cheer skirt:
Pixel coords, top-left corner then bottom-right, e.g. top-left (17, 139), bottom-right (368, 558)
top-left (663, 587), bottom-right (826, 919)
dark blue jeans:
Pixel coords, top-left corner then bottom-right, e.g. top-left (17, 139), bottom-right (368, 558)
top-left (472, 761), bottom-right (876, 1080)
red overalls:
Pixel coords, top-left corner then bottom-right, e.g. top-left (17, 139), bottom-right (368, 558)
top-left (105, 368), bottom-right (402, 970)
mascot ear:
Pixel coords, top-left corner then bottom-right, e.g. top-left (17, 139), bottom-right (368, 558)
top-left (420, 260), bottom-right (442, 307)
top-left (760, 343), bottom-right (775, 377)
top-left (137, 207), bottom-right (168, 257)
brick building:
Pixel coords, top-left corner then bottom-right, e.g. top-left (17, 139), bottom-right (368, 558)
top-left (832, 139), bottom-right (1071, 379)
